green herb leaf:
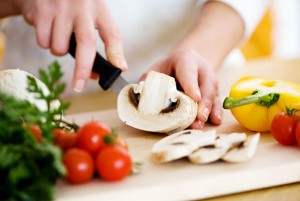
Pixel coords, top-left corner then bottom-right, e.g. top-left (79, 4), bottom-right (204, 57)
top-left (0, 61), bottom-right (72, 201)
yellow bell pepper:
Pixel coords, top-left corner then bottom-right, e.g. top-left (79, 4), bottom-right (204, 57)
top-left (223, 76), bottom-right (300, 132)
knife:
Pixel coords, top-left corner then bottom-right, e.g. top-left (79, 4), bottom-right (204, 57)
top-left (68, 33), bottom-right (129, 94)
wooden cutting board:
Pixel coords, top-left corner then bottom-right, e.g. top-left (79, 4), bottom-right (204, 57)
top-left (55, 109), bottom-right (300, 201)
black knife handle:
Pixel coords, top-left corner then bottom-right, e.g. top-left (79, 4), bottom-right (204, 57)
top-left (68, 33), bottom-right (122, 90)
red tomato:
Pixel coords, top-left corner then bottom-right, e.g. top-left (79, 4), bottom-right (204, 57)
top-left (28, 124), bottom-right (42, 142)
top-left (95, 146), bottom-right (132, 181)
top-left (53, 129), bottom-right (77, 151)
top-left (295, 123), bottom-right (300, 146)
top-left (63, 148), bottom-right (94, 184)
top-left (76, 121), bottom-right (110, 154)
top-left (271, 112), bottom-right (298, 146)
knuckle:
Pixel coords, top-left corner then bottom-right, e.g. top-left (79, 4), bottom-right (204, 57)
top-left (77, 32), bottom-right (96, 45)
top-left (102, 27), bottom-right (122, 44)
top-left (73, 0), bottom-right (94, 10)
top-left (77, 66), bottom-right (92, 77)
top-left (211, 77), bottom-right (219, 90)
top-left (34, 1), bottom-right (48, 16)
top-left (73, 0), bottom-right (86, 5)
top-left (110, 30), bottom-right (122, 43)
top-left (34, 5), bottom-right (52, 23)
top-left (210, 76), bottom-right (218, 87)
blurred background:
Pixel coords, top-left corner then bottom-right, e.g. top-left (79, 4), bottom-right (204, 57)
top-left (240, 0), bottom-right (300, 61)
top-left (0, 0), bottom-right (299, 86)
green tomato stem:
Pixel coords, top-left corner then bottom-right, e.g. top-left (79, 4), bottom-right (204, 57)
top-left (223, 92), bottom-right (280, 109)
top-left (286, 107), bottom-right (300, 115)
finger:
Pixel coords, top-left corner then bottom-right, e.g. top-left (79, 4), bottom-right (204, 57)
top-left (50, 11), bottom-right (73, 55)
top-left (174, 57), bottom-right (201, 102)
top-left (72, 15), bottom-right (96, 92)
top-left (23, 1), bottom-right (40, 25)
top-left (95, 3), bottom-right (128, 71)
top-left (139, 72), bottom-right (148, 82)
top-left (139, 60), bottom-right (168, 81)
top-left (197, 70), bottom-right (218, 122)
top-left (209, 95), bottom-right (223, 125)
top-left (190, 120), bottom-right (205, 130)
top-left (34, 7), bottom-right (54, 48)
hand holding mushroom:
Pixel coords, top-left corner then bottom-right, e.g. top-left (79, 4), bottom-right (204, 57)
top-left (139, 49), bottom-right (223, 130)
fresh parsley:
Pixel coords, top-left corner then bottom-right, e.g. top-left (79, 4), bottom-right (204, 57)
top-left (0, 61), bottom-right (72, 201)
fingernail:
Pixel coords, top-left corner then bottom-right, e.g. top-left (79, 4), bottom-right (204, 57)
top-left (109, 49), bottom-right (128, 70)
top-left (201, 107), bottom-right (210, 121)
top-left (217, 114), bottom-right (222, 122)
top-left (195, 90), bottom-right (201, 100)
top-left (74, 79), bottom-right (85, 92)
top-left (193, 121), bottom-right (204, 129)
top-left (117, 59), bottom-right (128, 70)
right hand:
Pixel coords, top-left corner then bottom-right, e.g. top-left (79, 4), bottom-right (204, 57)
top-left (13, 0), bottom-right (128, 92)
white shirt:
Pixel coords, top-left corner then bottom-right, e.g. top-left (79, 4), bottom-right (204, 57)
top-left (1, 0), bottom-right (269, 97)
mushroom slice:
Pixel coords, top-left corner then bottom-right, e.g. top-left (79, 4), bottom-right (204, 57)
top-left (188, 133), bottom-right (247, 164)
top-left (151, 129), bottom-right (216, 163)
top-left (117, 71), bottom-right (198, 133)
top-left (222, 133), bottom-right (260, 163)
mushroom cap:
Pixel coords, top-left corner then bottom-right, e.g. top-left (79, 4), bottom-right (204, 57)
top-left (0, 69), bottom-right (60, 111)
top-left (117, 71), bottom-right (198, 133)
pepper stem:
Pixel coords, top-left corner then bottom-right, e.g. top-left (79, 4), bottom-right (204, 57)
top-left (223, 91), bottom-right (280, 109)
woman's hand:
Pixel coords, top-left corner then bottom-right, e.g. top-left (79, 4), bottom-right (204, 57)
top-left (141, 48), bottom-right (223, 129)
top-left (13, 0), bottom-right (127, 92)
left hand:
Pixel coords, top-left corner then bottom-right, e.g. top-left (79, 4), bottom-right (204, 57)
top-left (141, 48), bottom-right (223, 129)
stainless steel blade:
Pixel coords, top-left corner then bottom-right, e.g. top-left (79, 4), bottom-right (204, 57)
top-left (110, 76), bottom-right (129, 94)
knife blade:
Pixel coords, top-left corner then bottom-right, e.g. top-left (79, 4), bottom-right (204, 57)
top-left (68, 33), bottom-right (129, 94)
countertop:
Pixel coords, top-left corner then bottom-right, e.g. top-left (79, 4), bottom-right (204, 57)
top-left (61, 57), bottom-right (300, 201)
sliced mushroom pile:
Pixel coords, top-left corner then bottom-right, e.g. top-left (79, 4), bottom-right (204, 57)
top-left (151, 129), bottom-right (260, 164)
top-left (117, 71), bottom-right (198, 133)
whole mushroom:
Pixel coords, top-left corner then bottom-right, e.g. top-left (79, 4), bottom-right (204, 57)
top-left (0, 69), bottom-right (60, 111)
top-left (117, 71), bottom-right (198, 133)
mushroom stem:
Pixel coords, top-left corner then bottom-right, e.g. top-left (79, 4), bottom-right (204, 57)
top-left (138, 72), bottom-right (176, 114)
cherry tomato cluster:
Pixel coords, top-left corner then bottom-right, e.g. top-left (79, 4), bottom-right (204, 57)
top-left (55, 121), bottom-right (132, 184)
top-left (271, 111), bottom-right (300, 146)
